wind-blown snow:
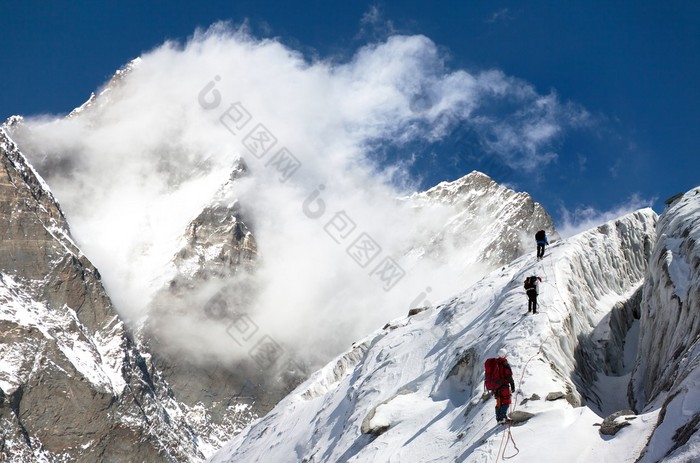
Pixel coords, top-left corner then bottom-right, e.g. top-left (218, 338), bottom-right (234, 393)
top-left (209, 209), bottom-right (660, 462)
top-left (9, 24), bottom-right (588, 366)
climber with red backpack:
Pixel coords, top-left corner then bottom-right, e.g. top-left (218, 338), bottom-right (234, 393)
top-left (484, 349), bottom-right (516, 424)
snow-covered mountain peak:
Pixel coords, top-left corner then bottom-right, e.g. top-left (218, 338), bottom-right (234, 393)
top-left (2, 115), bottom-right (24, 128)
top-left (417, 170), bottom-right (523, 205)
top-left (422, 170), bottom-right (500, 199)
top-left (408, 169), bottom-right (559, 269)
top-left (67, 57), bottom-right (143, 119)
top-left (0, 127), bottom-right (69, 228)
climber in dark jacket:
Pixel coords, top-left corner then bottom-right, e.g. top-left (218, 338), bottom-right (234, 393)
top-left (524, 275), bottom-right (542, 314)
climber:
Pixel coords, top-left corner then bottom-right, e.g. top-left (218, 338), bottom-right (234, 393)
top-left (535, 230), bottom-right (548, 259)
top-left (484, 349), bottom-right (516, 424)
top-left (524, 275), bottom-right (542, 314)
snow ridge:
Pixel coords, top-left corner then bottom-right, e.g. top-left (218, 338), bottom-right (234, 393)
top-left (209, 208), bottom-right (658, 463)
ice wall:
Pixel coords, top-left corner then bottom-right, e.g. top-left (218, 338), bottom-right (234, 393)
top-left (632, 187), bottom-right (700, 462)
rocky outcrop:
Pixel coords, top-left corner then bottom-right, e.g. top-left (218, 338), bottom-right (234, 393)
top-left (598, 410), bottom-right (636, 436)
top-left (142, 159), bottom-right (303, 447)
top-left (509, 410), bottom-right (535, 424)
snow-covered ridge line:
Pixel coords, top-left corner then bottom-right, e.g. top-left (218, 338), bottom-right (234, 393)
top-left (1, 127), bottom-right (86, 265)
top-left (210, 208), bottom-right (658, 462)
top-left (68, 57), bottom-right (143, 118)
top-left (0, 127), bottom-right (62, 220)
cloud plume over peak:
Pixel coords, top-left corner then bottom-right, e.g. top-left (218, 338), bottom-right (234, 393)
top-left (10, 24), bottom-right (589, 364)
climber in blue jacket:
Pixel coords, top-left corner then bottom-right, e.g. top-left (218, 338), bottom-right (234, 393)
top-left (535, 230), bottom-right (548, 259)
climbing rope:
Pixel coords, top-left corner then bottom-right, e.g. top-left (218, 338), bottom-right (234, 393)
top-left (500, 426), bottom-right (520, 459)
top-left (488, 251), bottom-right (564, 461)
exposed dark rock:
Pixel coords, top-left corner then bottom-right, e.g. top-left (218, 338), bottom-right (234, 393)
top-left (670, 411), bottom-right (700, 456)
top-left (509, 410), bottom-right (535, 424)
top-left (142, 159), bottom-right (307, 442)
top-left (408, 307), bottom-right (429, 317)
top-left (599, 410), bottom-right (636, 436)
top-left (520, 393), bottom-right (540, 405)
top-left (361, 391), bottom-right (411, 436)
top-left (546, 392), bottom-right (565, 401)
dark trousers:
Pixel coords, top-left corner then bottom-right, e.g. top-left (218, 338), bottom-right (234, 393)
top-left (495, 393), bottom-right (510, 421)
top-left (527, 291), bottom-right (537, 313)
top-left (496, 403), bottom-right (509, 421)
top-left (537, 243), bottom-right (546, 258)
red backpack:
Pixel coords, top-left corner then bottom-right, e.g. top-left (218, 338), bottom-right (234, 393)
top-left (484, 358), bottom-right (506, 391)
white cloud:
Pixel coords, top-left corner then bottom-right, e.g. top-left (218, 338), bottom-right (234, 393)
top-left (485, 8), bottom-right (514, 24)
top-left (357, 5), bottom-right (396, 41)
top-left (11, 24), bottom-right (593, 366)
top-left (470, 86), bottom-right (592, 171)
top-left (557, 193), bottom-right (656, 238)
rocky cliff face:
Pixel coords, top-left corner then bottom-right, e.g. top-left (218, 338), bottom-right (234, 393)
top-left (631, 187), bottom-right (700, 462)
top-left (409, 171), bottom-right (559, 267)
top-left (0, 129), bottom-right (208, 462)
top-left (141, 159), bottom-right (267, 448)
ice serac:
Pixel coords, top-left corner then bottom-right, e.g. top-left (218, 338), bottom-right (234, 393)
top-left (0, 128), bottom-right (205, 462)
top-left (632, 187), bottom-right (700, 463)
top-left (411, 171), bottom-right (559, 267)
top-left (209, 209), bottom-right (658, 463)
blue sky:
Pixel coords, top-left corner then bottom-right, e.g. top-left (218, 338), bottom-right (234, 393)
top-left (2, 0), bottom-right (698, 232)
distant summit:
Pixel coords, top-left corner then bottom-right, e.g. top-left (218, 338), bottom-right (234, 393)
top-left (410, 170), bottom-right (558, 267)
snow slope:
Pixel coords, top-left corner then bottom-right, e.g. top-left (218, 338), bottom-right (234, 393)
top-left (210, 209), bottom-right (658, 463)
